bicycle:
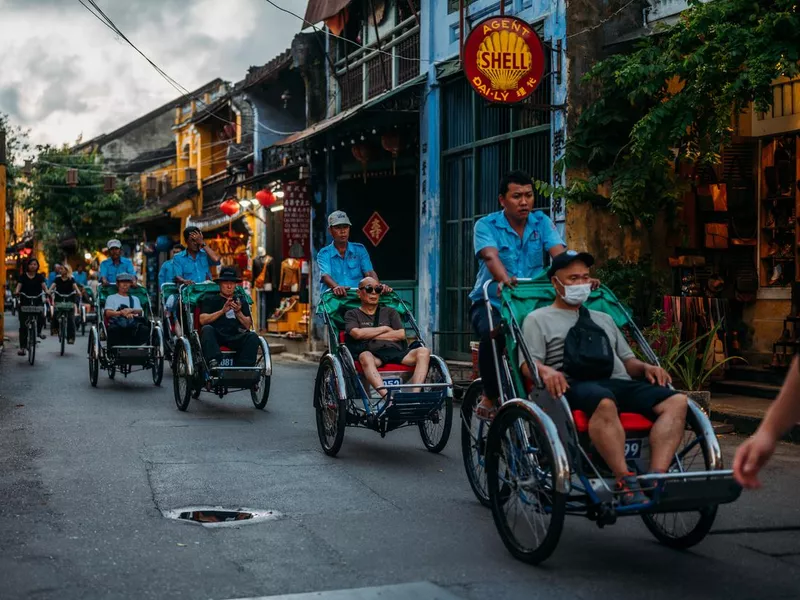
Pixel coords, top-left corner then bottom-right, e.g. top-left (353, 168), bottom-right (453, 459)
top-left (53, 291), bottom-right (78, 356)
top-left (18, 293), bottom-right (45, 366)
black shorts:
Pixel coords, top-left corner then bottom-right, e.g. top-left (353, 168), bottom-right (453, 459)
top-left (354, 347), bottom-right (410, 365)
top-left (564, 378), bottom-right (678, 421)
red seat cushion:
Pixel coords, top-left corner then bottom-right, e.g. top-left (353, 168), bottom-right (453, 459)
top-left (220, 346), bottom-right (233, 352)
top-left (573, 410), bottom-right (653, 433)
top-left (193, 307), bottom-right (202, 332)
top-left (353, 361), bottom-right (414, 374)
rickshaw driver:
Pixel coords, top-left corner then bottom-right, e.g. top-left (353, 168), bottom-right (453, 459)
top-left (99, 240), bottom-right (137, 285)
top-left (345, 277), bottom-right (431, 397)
top-left (520, 251), bottom-right (688, 505)
top-left (470, 170), bottom-right (567, 420)
top-left (173, 226), bottom-right (221, 286)
top-left (318, 211), bottom-right (391, 296)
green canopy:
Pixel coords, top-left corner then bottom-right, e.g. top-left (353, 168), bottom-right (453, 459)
top-left (318, 291), bottom-right (411, 333)
top-left (179, 282), bottom-right (254, 306)
top-left (160, 283), bottom-right (179, 299)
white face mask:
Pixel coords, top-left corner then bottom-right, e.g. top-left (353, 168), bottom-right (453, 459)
top-left (556, 278), bottom-right (591, 306)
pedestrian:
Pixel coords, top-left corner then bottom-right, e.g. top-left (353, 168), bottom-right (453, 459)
top-left (173, 226), bottom-right (220, 285)
top-left (468, 170), bottom-right (567, 419)
top-left (15, 258), bottom-right (48, 355)
top-left (734, 355), bottom-right (800, 489)
top-left (99, 239), bottom-right (136, 285)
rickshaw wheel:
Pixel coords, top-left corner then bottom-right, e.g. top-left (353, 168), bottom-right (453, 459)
top-left (486, 404), bottom-right (566, 565)
top-left (419, 360), bottom-right (453, 453)
top-left (251, 345), bottom-right (271, 409)
top-left (173, 345), bottom-right (192, 411)
top-left (151, 329), bottom-right (164, 386)
top-left (88, 329), bottom-right (99, 387)
top-left (314, 359), bottom-right (345, 457)
top-left (108, 364), bottom-right (116, 379)
top-left (640, 412), bottom-right (718, 549)
top-left (460, 380), bottom-right (490, 507)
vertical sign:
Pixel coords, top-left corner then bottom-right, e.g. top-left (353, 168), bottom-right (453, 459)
top-left (282, 181), bottom-right (311, 259)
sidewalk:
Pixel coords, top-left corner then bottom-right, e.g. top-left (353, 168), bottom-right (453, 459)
top-left (711, 393), bottom-right (800, 443)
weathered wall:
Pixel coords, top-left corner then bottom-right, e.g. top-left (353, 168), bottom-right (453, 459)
top-left (99, 111), bottom-right (176, 167)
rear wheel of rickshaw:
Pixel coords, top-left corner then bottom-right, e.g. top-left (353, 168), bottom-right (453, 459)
top-left (640, 408), bottom-right (718, 549)
top-left (486, 404), bottom-right (566, 565)
top-left (418, 359), bottom-right (453, 453)
top-left (108, 364), bottom-right (116, 379)
top-left (151, 328), bottom-right (164, 386)
top-left (314, 358), bottom-right (345, 457)
top-left (461, 379), bottom-right (490, 507)
top-left (173, 345), bottom-right (192, 411)
top-left (88, 329), bottom-right (99, 387)
top-left (250, 344), bottom-right (271, 410)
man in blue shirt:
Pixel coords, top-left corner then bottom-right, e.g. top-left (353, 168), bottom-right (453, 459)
top-left (73, 263), bottom-right (88, 287)
top-left (173, 226), bottom-right (221, 285)
top-left (99, 240), bottom-right (137, 285)
top-left (47, 264), bottom-right (62, 287)
top-left (469, 170), bottom-right (566, 419)
top-left (158, 244), bottom-right (184, 289)
top-left (317, 211), bottom-right (386, 296)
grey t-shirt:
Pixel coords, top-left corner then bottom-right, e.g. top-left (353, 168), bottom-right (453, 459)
top-left (520, 305), bottom-right (635, 380)
top-left (344, 306), bottom-right (405, 353)
top-left (105, 293), bottom-right (141, 312)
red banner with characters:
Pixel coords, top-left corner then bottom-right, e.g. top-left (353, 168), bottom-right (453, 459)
top-left (282, 182), bottom-right (311, 260)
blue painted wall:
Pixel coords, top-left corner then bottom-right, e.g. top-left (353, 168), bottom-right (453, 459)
top-left (417, 0), bottom-right (567, 347)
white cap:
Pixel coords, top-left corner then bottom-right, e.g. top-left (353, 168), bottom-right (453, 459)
top-left (328, 211), bottom-right (352, 227)
top-left (107, 239), bottom-right (122, 249)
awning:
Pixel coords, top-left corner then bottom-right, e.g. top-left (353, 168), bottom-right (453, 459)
top-left (304, 0), bottom-right (351, 25)
top-left (275, 73), bottom-right (425, 147)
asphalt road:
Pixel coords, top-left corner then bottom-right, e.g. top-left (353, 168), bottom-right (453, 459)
top-left (1, 313), bottom-right (800, 600)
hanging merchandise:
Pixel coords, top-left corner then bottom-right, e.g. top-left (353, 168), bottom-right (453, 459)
top-left (381, 132), bottom-right (401, 175)
top-left (235, 252), bottom-right (248, 271)
top-left (279, 258), bottom-right (301, 293)
top-left (255, 188), bottom-right (276, 208)
top-left (352, 143), bottom-right (371, 183)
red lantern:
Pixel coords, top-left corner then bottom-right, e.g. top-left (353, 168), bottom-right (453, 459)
top-left (381, 132), bottom-right (401, 175)
top-left (255, 189), bottom-right (276, 207)
top-left (352, 144), bottom-right (372, 183)
top-left (220, 198), bottom-right (240, 217)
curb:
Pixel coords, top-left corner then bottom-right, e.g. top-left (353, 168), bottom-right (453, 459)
top-left (711, 408), bottom-right (800, 444)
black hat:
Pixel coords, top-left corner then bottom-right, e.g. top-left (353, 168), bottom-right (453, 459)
top-left (214, 266), bottom-right (242, 283)
top-left (547, 250), bottom-right (595, 279)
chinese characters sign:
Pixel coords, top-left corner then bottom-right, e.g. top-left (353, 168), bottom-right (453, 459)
top-left (282, 181), bottom-right (311, 259)
top-left (362, 211), bottom-right (390, 247)
top-left (463, 16), bottom-right (546, 104)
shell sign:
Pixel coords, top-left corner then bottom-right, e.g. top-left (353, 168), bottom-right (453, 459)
top-left (463, 16), bottom-right (546, 104)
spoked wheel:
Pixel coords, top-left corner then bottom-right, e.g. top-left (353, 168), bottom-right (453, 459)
top-left (461, 380), bottom-right (490, 507)
top-left (88, 329), bottom-right (99, 387)
top-left (314, 359), bottom-right (346, 457)
top-left (59, 317), bottom-right (66, 356)
top-left (250, 344), bottom-right (271, 410)
top-left (151, 329), bottom-right (164, 386)
top-left (419, 359), bottom-right (453, 453)
top-left (641, 410), bottom-right (718, 549)
top-left (486, 405), bottom-right (566, 565)
top-left (173, 345), bottom-right (192, 411)
top-left (27, 322), bottom-right (36, 366)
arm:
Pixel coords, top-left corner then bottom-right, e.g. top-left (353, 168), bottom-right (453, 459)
top-left (199, 298), bottom-right (234, 326)
top-left (478, 247), bottom-right (513, 287)
top-left (203, 244), bottom-right (220, 265)
top-left (623, 357), bottom-right (670, 386)
top-left (234, 300), bottom-right (252, 330)
top-left (15, 282), bottom-right (21, 294)
top-left (348, 325), bottom-right (394, 340)
top-left (519, 313), bottom-right (570, 398)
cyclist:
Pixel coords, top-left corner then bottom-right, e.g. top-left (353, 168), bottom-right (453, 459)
top-left (99, 239), bottom-right (136, 285)
top-left (15, 257), bottom-right (48, 356)
top-left (49, 264), bottom-right (80, 344)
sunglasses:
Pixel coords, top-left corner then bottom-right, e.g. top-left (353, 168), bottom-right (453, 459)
top-left (359, 285), bottom-right (384, 294)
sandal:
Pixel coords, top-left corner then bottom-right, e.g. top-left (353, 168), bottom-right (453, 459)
top-left (475, 399), bottom-right (498, 421)
top-left (17, 349), bottom-right (26, 356)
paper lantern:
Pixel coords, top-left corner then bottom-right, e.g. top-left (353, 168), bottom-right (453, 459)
top-left (381, 132), bottom-right (401, 175)
top-left (155, 235), bottom-right (172, 253)
top-left (351, 143), bottom-right (372, 183)
top-left (220, 198), bottom-right (240, 217)
top-left (255, 189), bottom-right (276, 207)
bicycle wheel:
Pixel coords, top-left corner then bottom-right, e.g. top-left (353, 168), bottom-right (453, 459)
top-left (173, 344), bottom-right (192, 411)
top-left (27, 320), bottom-right (36, 366)
top-left (641, 409), bottom-right (719, 549)
top-left (314, 358), bottom-right (346, 457)
top-left (486, 404), bottom-right (566, 565)
top-left (250, 343), bottom-right (271, 410)
top-left (59, 316), bottom-right (66, 356)
top-left (419, 359), bottom-right (453, 453)
top-left (461, 380), bottom-right (490, 507)
top-left (151, 328), bottom-right (164, 386)
top-left (88, 329), bottom-right (99, 387)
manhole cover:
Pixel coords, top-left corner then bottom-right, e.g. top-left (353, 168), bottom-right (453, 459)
top-left (163, 506), bottom-right (281, 528)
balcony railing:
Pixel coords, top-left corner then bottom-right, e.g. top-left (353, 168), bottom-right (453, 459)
top-left (333, 16), bottom-right (420, 115)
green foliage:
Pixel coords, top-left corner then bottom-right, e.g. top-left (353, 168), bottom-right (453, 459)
top-left (22, 146), bottom-right (132, 260)
top-left (543, 0), bottom-right (800, 225)
top-left (594, 256), bottom-right (669, 325)
top-left (1, 112), bottom-right (33, 236)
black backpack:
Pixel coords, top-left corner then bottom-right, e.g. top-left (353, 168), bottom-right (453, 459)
top-left (562, 306), bottom-right (615, 381)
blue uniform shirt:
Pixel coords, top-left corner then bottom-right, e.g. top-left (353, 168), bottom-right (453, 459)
top-left (158, 259), bottom-right (175, 288)
top-left (46, 272), bottom-right (57, 286)
top-left (317, 242), bottom-right (374, 292)
top-left (172, 249), bottom-right (219, 284)
top-left (99, 257), bottom-right (136, 284)
top-left (73, 271), bottom-right (88, 286)
top-left (469, 210), bottom-right (565, 307)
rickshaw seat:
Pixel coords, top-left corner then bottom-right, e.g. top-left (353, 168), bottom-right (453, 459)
top-left (353, 361), bottom-right (414, 374)
top-left (572, 410), bottom-right (654, 434)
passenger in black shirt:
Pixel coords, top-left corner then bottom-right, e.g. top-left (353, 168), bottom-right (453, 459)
top-left (198, 267), bottom-right (259, 369)
top-left (49, 265), bottom-right (80, 343)
top-left (14, 258), bottom-right (48, 355)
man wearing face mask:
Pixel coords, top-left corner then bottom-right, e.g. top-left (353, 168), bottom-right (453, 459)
top-left (520, 251), bottom-right (688, 506)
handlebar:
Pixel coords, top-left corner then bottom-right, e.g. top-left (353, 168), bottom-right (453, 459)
top-left (18, 292), bottom-right (45, 300)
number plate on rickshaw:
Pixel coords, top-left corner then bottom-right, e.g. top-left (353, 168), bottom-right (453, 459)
top-left (625, 440), bottom-right (643, 459)
top-left (220, 357), bottom-right (235, 368)
top-left (382, 378), bottom-right (402, 387)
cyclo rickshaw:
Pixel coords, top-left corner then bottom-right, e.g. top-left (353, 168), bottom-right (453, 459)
top-left (461, 275), bottom-right (742, 564)
top-left (314, 290), bottom-right (454, 457)
top-left (87, 285), bottom-right (165, 386)
top-left (171, 282), bottom-right (272, 412)
top-left (79, 286), bottom-right (97, 337)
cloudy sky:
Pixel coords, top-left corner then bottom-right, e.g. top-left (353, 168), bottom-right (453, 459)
top-left (0, 0), bottom-right (304, 146)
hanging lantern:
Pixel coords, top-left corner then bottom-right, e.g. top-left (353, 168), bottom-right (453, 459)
top-left (381, 132), bottom-right (401, 175)
top-left (66, 168), bottom-right (79, 187)
top-left (255, 188), bottom-right (276, 207)
top-left (103, 175), bottom-right (116, 193)
top-left (351, 143), bottom-right (372, 183)
top-left (220, 198), bottom-right (240, 217)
